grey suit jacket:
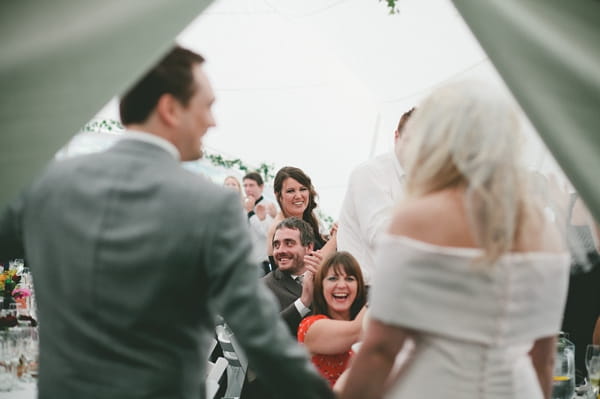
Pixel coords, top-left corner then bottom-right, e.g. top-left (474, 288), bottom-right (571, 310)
top-left (262, 268), bottom-right (311, 335)
top-left (0, 139), bottom-right (331, 399)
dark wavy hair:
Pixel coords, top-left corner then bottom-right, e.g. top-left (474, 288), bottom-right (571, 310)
top-left (273, 166), bottom-right (324, 246)
top-left (312, 251), bottom-right (366, 320)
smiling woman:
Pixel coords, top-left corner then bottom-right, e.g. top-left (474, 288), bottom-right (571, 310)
top-left (297, 251), bottom-right (367, 386)
top-left (267, 166), bottom-right (338, 266)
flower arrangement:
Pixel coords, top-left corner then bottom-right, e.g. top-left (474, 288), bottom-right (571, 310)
top-left (0, 267), bottom-right (36, 329)
top-left (12, 287), bottom-right (32, 300)
top-left (0, 269), bottom-right (22, 304)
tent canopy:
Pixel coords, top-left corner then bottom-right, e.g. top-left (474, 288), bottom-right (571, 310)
top-left (2, 0), bottom-right (599, 220)
top-left (89, 0), bottom-right (524, 217)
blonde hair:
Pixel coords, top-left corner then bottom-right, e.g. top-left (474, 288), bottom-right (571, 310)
top-left (399, 80), bottom-right (537, 263)
top-left (223, 176), bottom-right (243, 197)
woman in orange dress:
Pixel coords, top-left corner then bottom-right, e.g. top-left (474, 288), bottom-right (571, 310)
top-left (297, 251), bottom-right (367, 386)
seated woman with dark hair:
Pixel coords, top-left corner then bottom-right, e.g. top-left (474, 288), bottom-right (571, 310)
top-left (297, 251), bottom-right (367, 386)
top-left (267, 166), bottom-right (337, 268)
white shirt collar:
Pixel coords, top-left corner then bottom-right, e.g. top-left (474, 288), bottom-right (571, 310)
top-left (121, 130), bottom-right (180, 160)
top-left (292, 272), bottom-right (307, 281)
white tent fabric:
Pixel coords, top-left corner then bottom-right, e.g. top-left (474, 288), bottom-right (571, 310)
top-left (2, 0), bottom-right (565, 219)
top-left (92, 0), bottom-right (552, 218)
top-left (0, 0), bottom-right (213, 209)
top-left (453, 0), bottom-right (600, 222)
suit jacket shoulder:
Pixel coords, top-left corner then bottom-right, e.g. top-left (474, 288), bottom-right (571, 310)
top-left (262, 269), bottom-right (305, 335)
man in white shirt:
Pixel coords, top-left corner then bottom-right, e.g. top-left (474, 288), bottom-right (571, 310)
top-left (243, 172), bottom-right (277, 274)
top-left (337, 108), bottom-right (414, 285)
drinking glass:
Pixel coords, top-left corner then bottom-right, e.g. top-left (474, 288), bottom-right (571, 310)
top-left (586, 344), bottom-right (600, 396)
top-left (16, 303), bottom-right (32, 327)
top-left (0, 331), bottom-right (17, 391)
top-left (18, 327), bottom-right (38, 381)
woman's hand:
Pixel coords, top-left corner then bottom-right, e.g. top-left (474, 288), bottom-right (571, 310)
top-left (329, 222), bottom-right (339, 238)
top-left (266, 202), bottom-right (277, 218)
top-left (300, 250), bottom-right (323, 308)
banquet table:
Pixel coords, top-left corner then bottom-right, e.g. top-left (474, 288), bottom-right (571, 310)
top-left (0, 378), bottom-right (592, 399)
top-left (0, 381), bottom-right (36, 399)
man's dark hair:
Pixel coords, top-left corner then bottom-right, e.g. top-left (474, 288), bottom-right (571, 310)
top-left (119, 46), bottom-right (205, 125)
top-left (274, 217), bottom-right (315, 247)
top-left (396, 107), bottom-right (415, 137)
top-left (243, 172), bottom-right (264, 186)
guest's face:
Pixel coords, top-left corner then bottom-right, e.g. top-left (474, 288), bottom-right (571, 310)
top-left (322, 266), bottom-right (358, 320)
top-left (279, 178), bottom-right (309, 217)
top-left (176, 65), bottom-right (216, 161)
top-left (243, 179), bottom-right (263, 198)
top-left (272, 227), bottom-right (310, 275)
top-left (224, 178), bottom-right (240, 192)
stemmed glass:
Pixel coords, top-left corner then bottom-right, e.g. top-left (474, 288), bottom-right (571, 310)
top-left (586, 344), bottom-right (600, 396)
top-left (18, 327), bottom-right (38, 382)
top-left (0, 331), bottom-right (17, 391)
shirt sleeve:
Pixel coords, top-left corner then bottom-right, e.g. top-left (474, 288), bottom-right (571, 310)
top-left (294, 298), bottom-right (311, 317)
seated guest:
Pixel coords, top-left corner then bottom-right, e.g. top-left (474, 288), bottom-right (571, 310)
top-left (298, 251), bottom-right (367, 386)
top-left (223, 175), bottom-right (244, 208)
top-left (243, 217), bottom-right (325, 399)
top-left (267, 167), bottom-right (337, 267)
top-left (263, 217), bottom-right (324, 335)
top-left (223, 175), bottom-right (242, 193)
top-left (340, 80), bottom-right (570, 399)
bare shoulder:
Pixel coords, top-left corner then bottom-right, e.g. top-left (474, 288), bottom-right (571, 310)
top-left (389, 190), bottom-right (476, 247)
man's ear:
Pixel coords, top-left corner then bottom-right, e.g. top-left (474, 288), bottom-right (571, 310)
top-left (155, 93), bottom-right (180, 127)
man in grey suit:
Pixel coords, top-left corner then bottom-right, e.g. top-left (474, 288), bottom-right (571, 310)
top-left (263, 217), bottom-right (323, 335)
top-left (0, 46), bottom-right (332, 399)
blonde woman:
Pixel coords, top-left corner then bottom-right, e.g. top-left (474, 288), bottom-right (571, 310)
top-left (340, 81), bottom-right (570, 399)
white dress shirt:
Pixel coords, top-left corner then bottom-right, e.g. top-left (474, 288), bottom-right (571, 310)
top-left (292, 273), bottom-right (311, 317)
top-left (337, 151), bottom-right (405, 284)
top-left (247, 196), bottom-right (275, 264)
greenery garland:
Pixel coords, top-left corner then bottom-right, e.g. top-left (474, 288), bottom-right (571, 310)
top-left (82, 118), bottom-right (124, 133)
top-left (380, 0), bottom-right (399, 14)
top-left (81, 118), bottom-right (276, 183)
top-left (203, 153), bottom-right (276, 184)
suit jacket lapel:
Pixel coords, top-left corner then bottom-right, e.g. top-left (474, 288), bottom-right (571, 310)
top-left (275, 269), bottom-right (302, 297)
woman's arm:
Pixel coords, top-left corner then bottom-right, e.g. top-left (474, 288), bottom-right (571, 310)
top-left (340, 318), bottom-right (408, 399)
top-left (320, 232), bottom-right (337, 258)
top-left (529, 335), bottom-right (556, 399)
top-left (303, 307), bottom-right (366, 355)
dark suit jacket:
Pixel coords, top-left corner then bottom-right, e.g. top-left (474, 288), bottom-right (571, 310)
top-left (0, 138), bottom-right (332, 399)
top-left (262, 268), bottom-right (311, 335)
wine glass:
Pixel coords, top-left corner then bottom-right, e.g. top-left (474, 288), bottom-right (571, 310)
top-left (586, 344), bottom-right (600, 395)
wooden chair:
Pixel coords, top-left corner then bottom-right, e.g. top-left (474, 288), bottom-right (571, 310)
top-left (216, 323), bottom-right (248, 399)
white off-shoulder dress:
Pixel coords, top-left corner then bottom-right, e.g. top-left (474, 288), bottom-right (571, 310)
top-left (370, 235), bottom-right (570, 399)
